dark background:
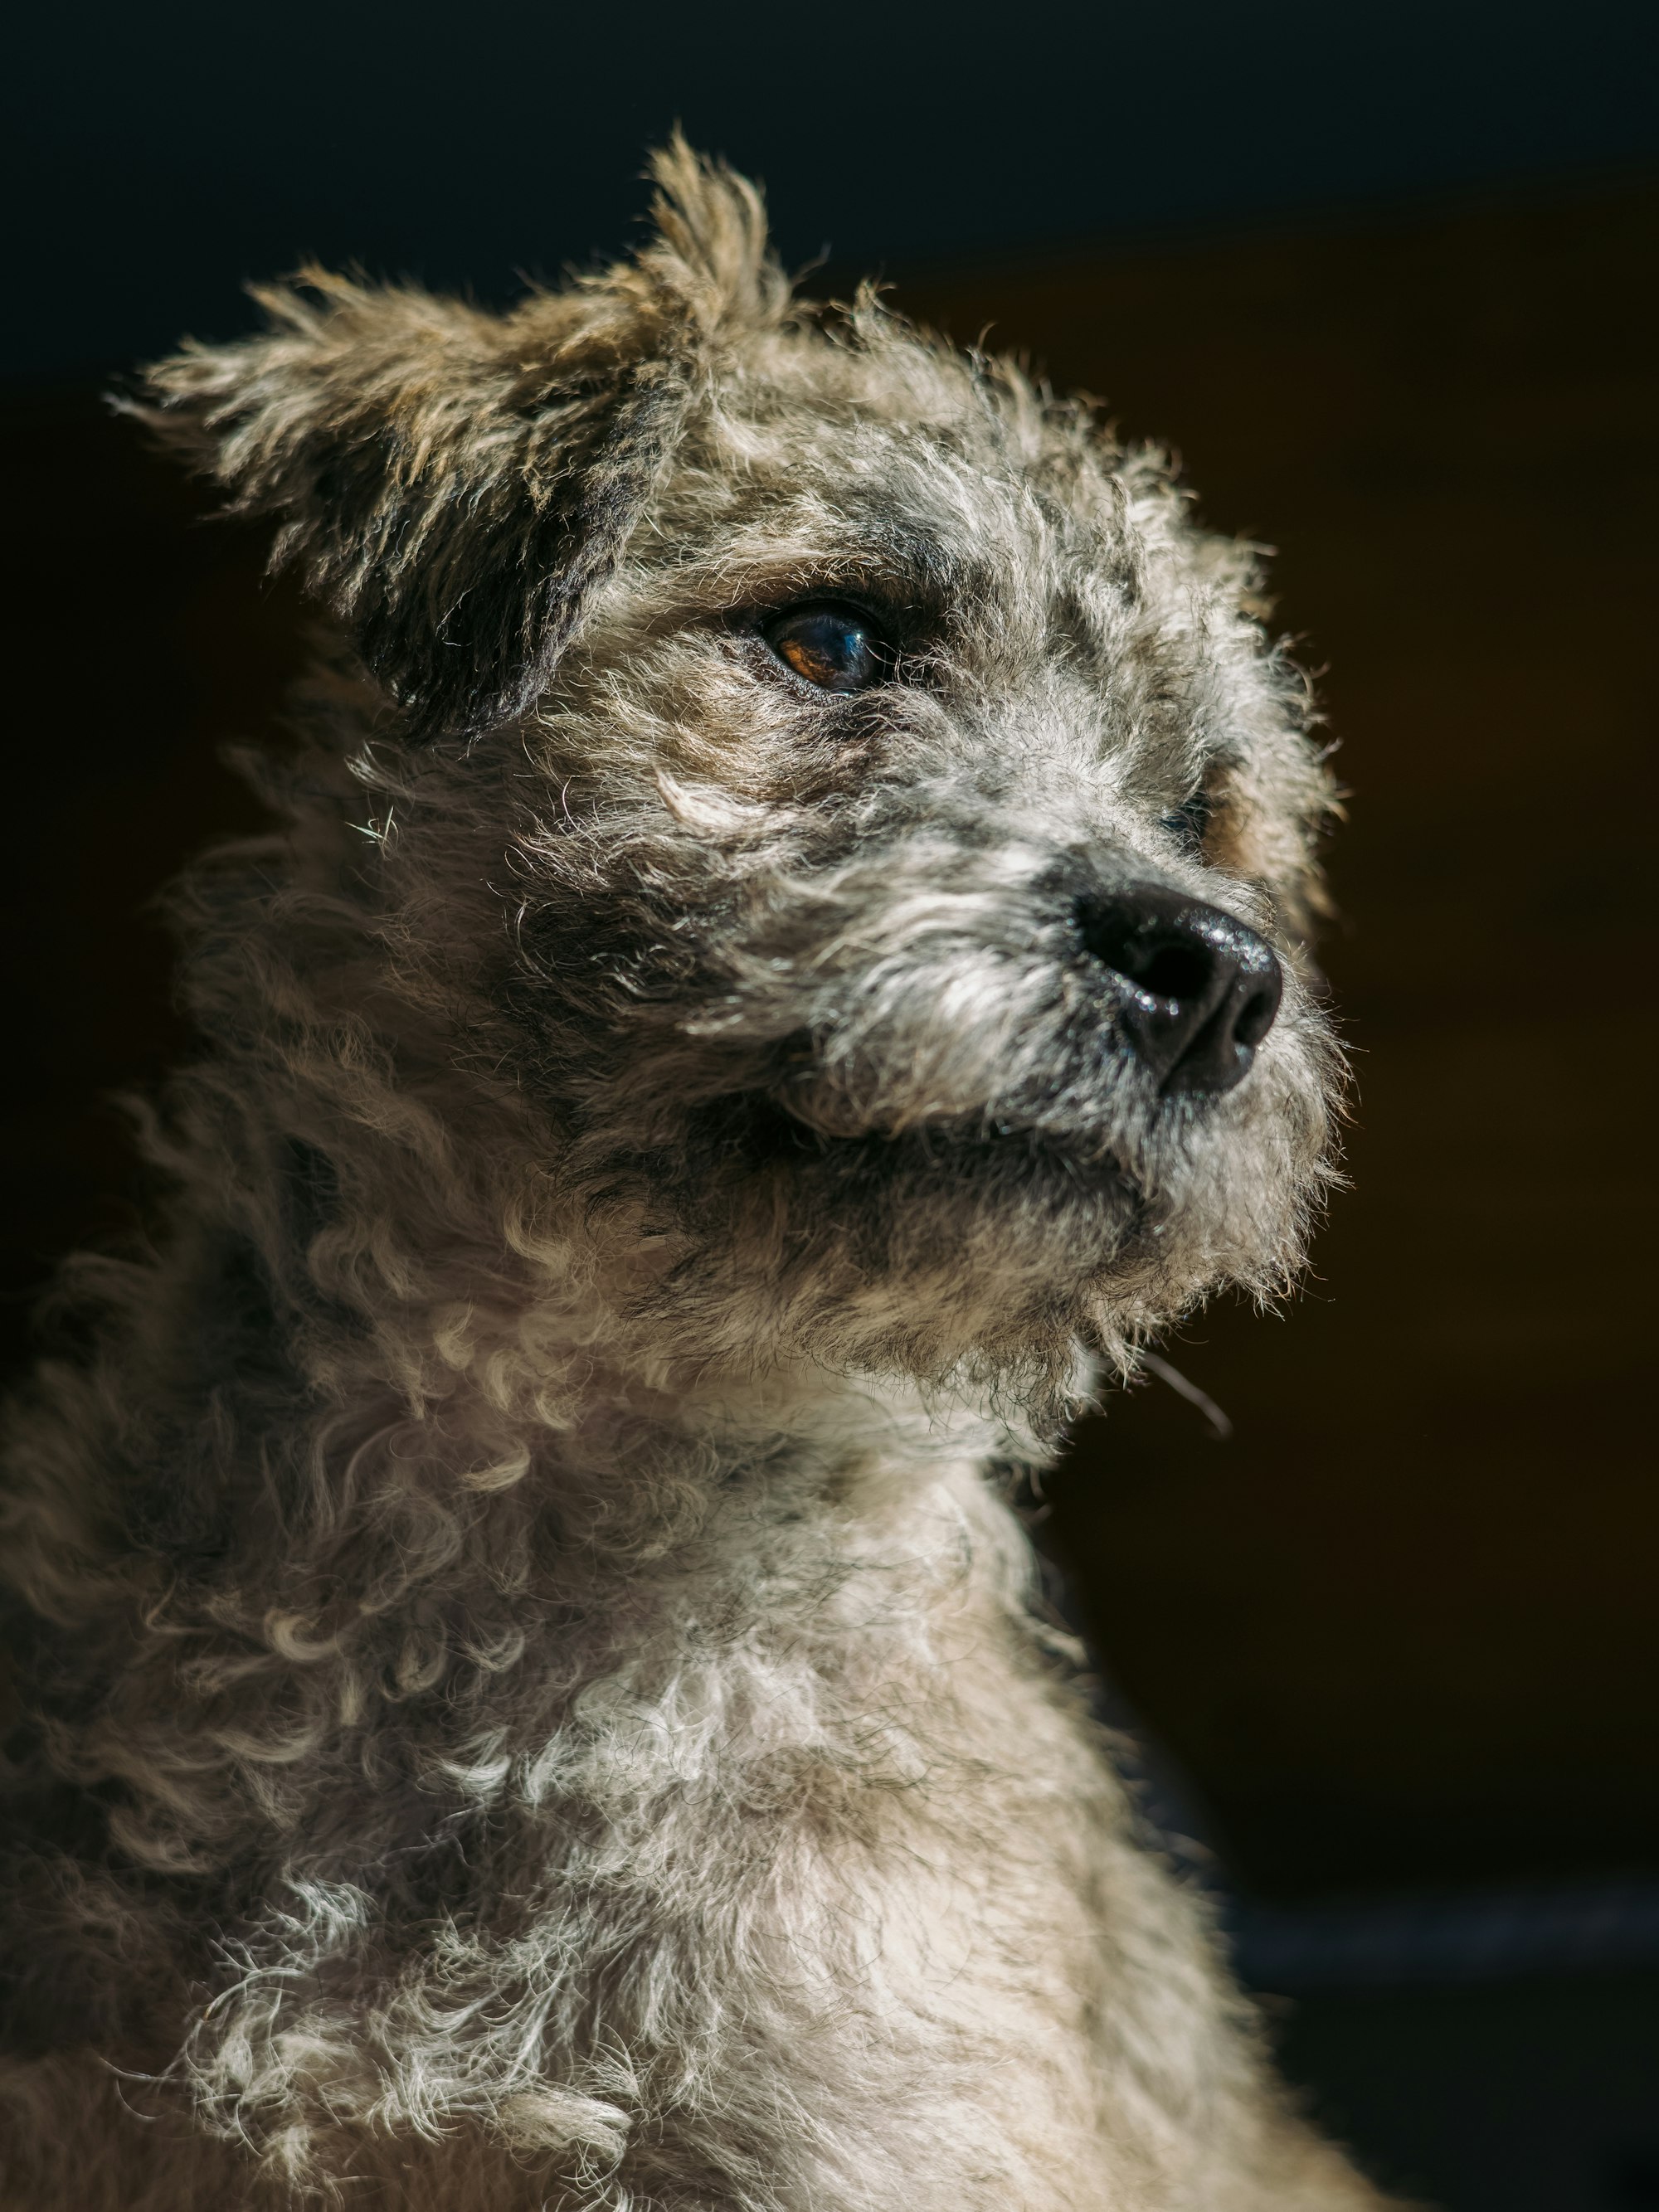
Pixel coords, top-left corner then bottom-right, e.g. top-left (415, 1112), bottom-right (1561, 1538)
top-left (4, 6), bottom-right (1658, 2205)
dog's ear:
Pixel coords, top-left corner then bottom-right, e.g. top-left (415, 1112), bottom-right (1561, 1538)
top-left (130, 141), bottom-right (789, 743)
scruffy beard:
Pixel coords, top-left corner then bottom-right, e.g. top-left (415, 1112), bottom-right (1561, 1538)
top-left (512, 829), bottom-right (1345, 1405)
top-left (604, 1010), bottom-right (1339, 1415)
top-left (619, 849), bottom-right (1343, 1378)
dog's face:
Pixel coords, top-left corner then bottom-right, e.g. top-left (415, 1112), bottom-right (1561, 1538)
top-left (144, 147), bottom-right (1340, 1398)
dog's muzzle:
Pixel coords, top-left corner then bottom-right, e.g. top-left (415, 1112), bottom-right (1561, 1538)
top-left (1075, 882), bottom-right (1282, 1097)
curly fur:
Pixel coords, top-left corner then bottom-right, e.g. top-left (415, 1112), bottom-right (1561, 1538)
top-left (0, 143), bottom-right (1384, 2210)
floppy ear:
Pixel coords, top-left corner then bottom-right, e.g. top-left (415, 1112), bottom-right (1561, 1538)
top-left (130, 142), bottom-right (786, 743)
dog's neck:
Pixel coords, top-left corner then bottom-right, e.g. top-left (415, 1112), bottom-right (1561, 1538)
top-left (0, 1222), bottom-right (1063, 2078)
top-left (4, 1191), bottom-right (1057, 1899)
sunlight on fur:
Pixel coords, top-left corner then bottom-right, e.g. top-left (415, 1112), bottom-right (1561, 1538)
top-left (0, 142), bottom-right (1385, 2210)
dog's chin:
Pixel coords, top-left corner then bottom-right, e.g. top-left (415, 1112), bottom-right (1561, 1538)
top-left (649, 1089), bottom-right (1236, 1384)
top-left (775, 1111), bottom-right (1204, 1378)
top-left (748, 1089), bottom-right (1173, 1261)
top-left (766, 1084), bottom-right (1144, 1188)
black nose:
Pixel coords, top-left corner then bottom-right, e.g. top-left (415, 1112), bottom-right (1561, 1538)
top-left (1075, 883), bottom-right (1283, 1097)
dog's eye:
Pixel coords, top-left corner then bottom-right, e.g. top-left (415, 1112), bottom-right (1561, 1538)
top-left (1161, 789), bottom-right (1214, 855)
top-left (762, 603), bottom-right (885, 693)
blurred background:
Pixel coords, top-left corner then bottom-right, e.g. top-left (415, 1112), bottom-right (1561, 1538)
top-left (4, 3), bottom-right (1657, 2204)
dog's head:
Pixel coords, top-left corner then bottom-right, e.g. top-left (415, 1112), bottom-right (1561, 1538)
top-left (141, 143), bottom-right (1342, 1400)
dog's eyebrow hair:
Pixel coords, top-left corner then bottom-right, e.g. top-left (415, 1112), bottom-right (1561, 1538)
top-left (689, 531), bottom-right (959, 591)
top-left (656, 521), bottom-right (990, 628)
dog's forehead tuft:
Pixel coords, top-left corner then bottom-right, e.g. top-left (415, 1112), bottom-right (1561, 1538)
top-left (679, 339), bottom-right (1134, 569)
top-left (706, 319), bottom-right (1116, 506)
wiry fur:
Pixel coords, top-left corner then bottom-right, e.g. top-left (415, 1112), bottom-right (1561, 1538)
top-left (0, 145), bottom-right (1384, 2210)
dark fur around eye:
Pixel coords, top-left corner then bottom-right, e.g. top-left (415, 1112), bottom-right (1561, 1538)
top-left (1161, 789), bottom-right (1214, 853)
top-left (761, 603), bottom-right (888, 693)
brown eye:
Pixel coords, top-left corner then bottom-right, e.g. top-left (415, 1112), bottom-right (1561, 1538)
top-left (762, 603), bottom-right (885, 693)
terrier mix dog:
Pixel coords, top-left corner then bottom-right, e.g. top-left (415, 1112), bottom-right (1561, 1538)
top-left (0, 146), bottom-right (1384, 2210)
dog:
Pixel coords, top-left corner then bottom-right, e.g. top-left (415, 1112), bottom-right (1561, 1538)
top-left (0, 142), bottom-right (1384, 2210)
